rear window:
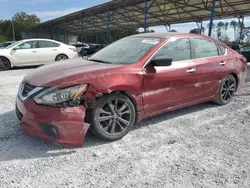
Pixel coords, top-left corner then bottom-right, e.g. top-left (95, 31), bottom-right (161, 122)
top-left (218, 44), bottom-right (226, 55)
top-left (193, 38), bottom-right (219, 59)
top-left (39, 41), bottom-right (60, 48)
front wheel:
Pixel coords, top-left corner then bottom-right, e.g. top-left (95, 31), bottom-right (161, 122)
top-left (214, 74), bottom-right (237, 105)
top-left (89, 93), bottom-right (136, 141)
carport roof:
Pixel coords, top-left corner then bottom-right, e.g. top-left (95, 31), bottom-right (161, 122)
top-left (24, 0), bottom-right (250, 34)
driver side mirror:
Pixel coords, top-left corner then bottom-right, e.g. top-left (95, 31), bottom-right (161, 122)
top-left (151, 58), bottom-right (172, 67)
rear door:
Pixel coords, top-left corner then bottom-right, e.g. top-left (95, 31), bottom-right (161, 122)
top-left (11, 40), bottom-right (39, 65)
top-left (142, 38), bottom-right (200, 114)
top-left (38, 40), bottom-right (60, 64)
top-left (192, 38), bottom-right (230, 98)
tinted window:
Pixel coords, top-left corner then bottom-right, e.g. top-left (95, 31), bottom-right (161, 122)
top-left (153, 38), bottom-right (191, 62)
top-left (194, 39), bottom-right (219, 58)
top-left (39, 41), bottom-right (60, 48)
top-left (18, 41), bottom-right (37, 49)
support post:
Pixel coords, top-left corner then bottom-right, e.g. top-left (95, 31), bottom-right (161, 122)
top-left (81, 13), bottom-right (85, 57)
top-left (200, 21), bottom-right (203, 35)
top-left (50, 26), bottom-right (53, 39)
top-left (238, 16), bottom-right (244, 43)
top-left (81, 13), bottom-right (84, 44)
top-left (39, 27), bottom-right (42, 38)
top-left (208, 0), bottom-right (216, 37)
top-left (106, 6), bottom-right (110, 44)
top-left (144, 0), bottom-right (148, 32)
top-left (66, 17), bottom-right (69, 44)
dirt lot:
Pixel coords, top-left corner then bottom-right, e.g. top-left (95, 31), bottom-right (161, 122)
top-left (0, 66), bottom-right (250, 188)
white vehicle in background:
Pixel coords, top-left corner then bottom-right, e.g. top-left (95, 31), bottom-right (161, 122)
top-left (0, 39), bottom-right (78, 70)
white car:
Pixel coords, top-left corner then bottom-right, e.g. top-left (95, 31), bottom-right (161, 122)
top-left (0, 39), bottom-right (78, 70)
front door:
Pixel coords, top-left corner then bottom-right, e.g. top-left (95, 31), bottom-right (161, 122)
top-left (11, 40), bottom-right (39, 65)
top-left (142, 38), bottom-right (200, 114)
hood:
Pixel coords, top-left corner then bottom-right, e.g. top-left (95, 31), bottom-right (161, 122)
top-left (0, 49), bottom-right (10, 54)
top-left (23, 58), bottom-right (123, 87)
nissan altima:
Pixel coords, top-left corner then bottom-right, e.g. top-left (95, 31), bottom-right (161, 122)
top-left (15, 33), bottom-right (248, 147)
top-left (0, 39), bottom-right (78, 70)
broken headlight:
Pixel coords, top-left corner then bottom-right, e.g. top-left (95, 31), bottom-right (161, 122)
top-left (33, 84), bottom-right (88, 107)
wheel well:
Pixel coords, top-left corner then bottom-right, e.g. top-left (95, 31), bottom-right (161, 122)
top-left (84, 91), bottom-right (138, 124)
top-left (112, 91), bottom-right (137, 110)
top-left (230, 73), bottom-right (239, 90)
top-left (55, 54), bottom-right (68, 60)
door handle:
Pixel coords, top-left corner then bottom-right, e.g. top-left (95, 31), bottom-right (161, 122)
top-left (186, 68), bottom-right (196, 73)
top-left (32, 51), bottom-right (37, 53)
top-left (220, 62), bottom-right (226, 66)
top-left (52, 49), bottom-right (57, 51)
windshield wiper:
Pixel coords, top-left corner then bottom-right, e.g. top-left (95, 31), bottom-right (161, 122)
top-left (88, 59), bottom-right (112, 64)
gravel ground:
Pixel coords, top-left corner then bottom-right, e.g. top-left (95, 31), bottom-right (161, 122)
top-left (0, 65), bottom-right (250, 188)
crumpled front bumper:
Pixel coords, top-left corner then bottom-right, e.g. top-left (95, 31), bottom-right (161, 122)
top-left (15, 97), bottom-right (90, 147)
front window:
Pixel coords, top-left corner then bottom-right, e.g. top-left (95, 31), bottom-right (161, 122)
top-left (17, 41), bottom-right (37, 49)
top-left (153, 38), bottom-right (191, 62)
top-left (88, 37), bottom-right (161, 65)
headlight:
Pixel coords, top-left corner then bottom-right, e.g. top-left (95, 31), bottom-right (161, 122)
top-left (34, 84), bottom-right (88, 107)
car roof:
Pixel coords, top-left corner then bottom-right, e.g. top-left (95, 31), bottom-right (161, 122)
top-left (130, 32), bottom-right (215, 40)
top-left (20, 38), bottom-right (62, 43)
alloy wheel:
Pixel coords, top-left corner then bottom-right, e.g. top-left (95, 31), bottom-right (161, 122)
top-left (56, 55), bottom-right (68, 61)
top-left (220, 76), bottom-right (236, 103)
top-left (97, 99), bottom-right (132, 135)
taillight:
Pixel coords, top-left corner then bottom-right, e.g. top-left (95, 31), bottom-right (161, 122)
top-left (69, 47), bottom-right (77, 52)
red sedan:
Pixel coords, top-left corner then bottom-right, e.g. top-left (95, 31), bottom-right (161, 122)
top-left (16, 33), bottom-right (248, 147)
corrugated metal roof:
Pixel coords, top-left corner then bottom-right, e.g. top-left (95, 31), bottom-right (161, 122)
top-left (24, 0), bottom-right (250, 34)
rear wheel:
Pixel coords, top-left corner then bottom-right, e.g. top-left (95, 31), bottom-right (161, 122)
top-left (214, 74), bottom-right (237, 105)
top-left (89, 93), bottom-right (136, 141)
top-left (55, 54), bottom-right (68, 61)
top-left (0, 57), bottom-right (11, 71)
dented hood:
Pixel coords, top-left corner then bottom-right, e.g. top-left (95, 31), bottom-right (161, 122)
top-left (23, 58), bottom-right (123, 87)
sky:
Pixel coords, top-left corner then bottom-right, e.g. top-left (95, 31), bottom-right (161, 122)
top-left (0, 0), bottom-right (250, 41)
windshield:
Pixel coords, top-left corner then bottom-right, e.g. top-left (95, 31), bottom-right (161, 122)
top-left (88, 37), bottom-right (161, 65)
top-left (5, 40), bottom-right (23, 49)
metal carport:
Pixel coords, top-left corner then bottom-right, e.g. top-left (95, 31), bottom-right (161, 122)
top-left (22, 0), bottom-right (250, 44)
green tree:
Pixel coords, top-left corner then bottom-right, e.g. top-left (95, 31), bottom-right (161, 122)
top-left (0, 34), bottom-right (6, 42)
top-left (216, 21), bottom-right (225, 40)
top-left (13, 12), bottom-right (40, 40)
top-left (0, 12), bottom-right (40, 41)
top-left (230, 20), bottom-right (238, 42)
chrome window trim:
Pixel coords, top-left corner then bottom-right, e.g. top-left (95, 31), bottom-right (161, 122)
top-left (142, 36), bottom-right (228, 69)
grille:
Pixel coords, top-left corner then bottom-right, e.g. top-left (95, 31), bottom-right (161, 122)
top-left (15, 105), bottom-right (23, 122)
top-left (22, 83), bottom-right (36, 97)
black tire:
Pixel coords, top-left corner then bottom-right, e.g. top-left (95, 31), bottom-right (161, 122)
top-left (214, 74), bottom-right (237, 105)
top-left (89, 93), bottom-right (136, 141)
top-left (55, 54), bottom-right (68, 61)
top-left (0, 57), bottom-right (11, 71)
